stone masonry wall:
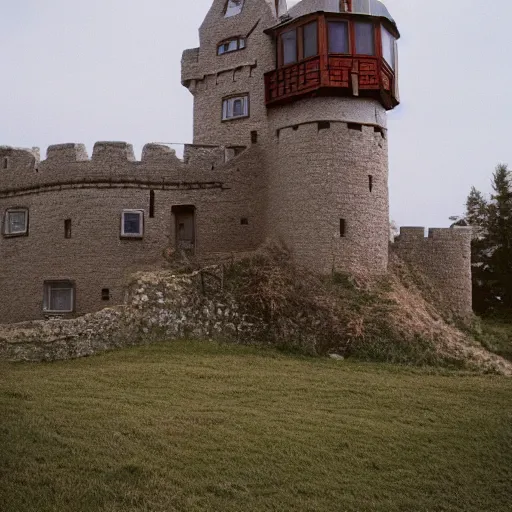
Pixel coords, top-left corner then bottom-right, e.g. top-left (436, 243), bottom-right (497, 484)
top-left (391, 227), bottom-right (473, 319)
top-left (0, 143), bottom-right (265, 323)
top-left (265, 104), bottom-right (389, 275)
top-left (0, 269), bottom-right (258, 362)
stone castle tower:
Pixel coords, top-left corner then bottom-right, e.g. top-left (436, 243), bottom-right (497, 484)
top-left (183, 0), bottom-right (399, 274)
top-left (0, 0), bottom-right (472, 324)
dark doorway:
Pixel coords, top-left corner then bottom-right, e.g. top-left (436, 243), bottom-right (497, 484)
top-left (172, 205), bottom-right (196, 253)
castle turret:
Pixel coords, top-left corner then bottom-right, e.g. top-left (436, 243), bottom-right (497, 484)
top-left (263, 0), bottom-right (399, 273)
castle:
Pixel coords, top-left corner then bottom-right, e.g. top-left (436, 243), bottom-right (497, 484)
top-left (0, 0), bottom-right (472, 324)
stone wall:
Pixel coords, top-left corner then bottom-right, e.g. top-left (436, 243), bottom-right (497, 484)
top-left (391, 227), bottom-right (473, 319)
top-left (0, 269), bottom-right (258, 362)
top-left (0, 143), bottom-right (265, 323)
top-left (265, 111), bottom-right (389, 275)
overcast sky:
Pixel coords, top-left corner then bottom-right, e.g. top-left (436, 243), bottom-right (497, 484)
top-left (1, 0), bottom-right (511, 228)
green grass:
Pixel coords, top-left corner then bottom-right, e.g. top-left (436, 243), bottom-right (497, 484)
top-left (1, 341), bottom-right (511, 512)
top-left (477, 317), bottom-right (512, 361)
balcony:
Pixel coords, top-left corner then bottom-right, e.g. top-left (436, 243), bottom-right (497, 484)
top-left (263, 12), bottom-right (399, 110)
top-left (265, 54), bottom-right (397, 109)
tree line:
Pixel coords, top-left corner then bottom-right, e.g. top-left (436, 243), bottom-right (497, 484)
top-left (458, 164), bottom-right (512, 315)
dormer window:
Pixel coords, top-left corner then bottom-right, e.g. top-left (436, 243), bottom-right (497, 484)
top-left (224, 0), bottom-right (244, 18)
top-left (217, 37), bottom-right (246, 55)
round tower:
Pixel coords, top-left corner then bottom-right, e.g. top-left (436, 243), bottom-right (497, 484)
top-left (263, 0), bottom-right (400, 274)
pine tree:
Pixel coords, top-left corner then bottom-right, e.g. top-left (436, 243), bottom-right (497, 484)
top-left (465, 187), bottom-right (491, 312)
top-left (486, 164), bottom-right (512, 310)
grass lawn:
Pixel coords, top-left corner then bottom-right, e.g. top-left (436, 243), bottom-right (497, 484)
top-left (1, 341), bottom-right (511, 512)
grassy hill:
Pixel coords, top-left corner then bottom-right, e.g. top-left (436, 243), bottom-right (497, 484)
top-left (1, 341), bottom-right (511, 512)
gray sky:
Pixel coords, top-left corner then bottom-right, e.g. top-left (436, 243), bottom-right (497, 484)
top-left (1, 0), bottom-right (511, 228)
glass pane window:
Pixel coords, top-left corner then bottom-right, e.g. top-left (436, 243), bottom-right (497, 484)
top-left (4, 209), bottom-right (28, 235)
top-left (282, 29), bottom-right (297, 65)
top-left (222, 96), bottom-right (249, 120)
top-left (355, 21), bottom-right (375, 55)
top-left (44, 281), bottom-right (74, 313)
top-left (328, 21), bottom-right (349, 54)
top-left (225, 0), bottom-right (244, 18)
top-left (121, 210), bottom-right (144, 237)
top-left (381, 25), bottom-right (395, 68)
top-left (217, 37), bottom-right (246, 55)
top-left (303, 22), bottom-right (318, 58)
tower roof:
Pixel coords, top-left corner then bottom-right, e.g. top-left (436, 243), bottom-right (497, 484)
top-left (288, 0), bottom-right (396, 29)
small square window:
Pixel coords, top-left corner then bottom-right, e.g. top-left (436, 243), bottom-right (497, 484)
top-left (102, 288), bottom-right (110, 301)
top-left (43, 281), bottom-right (75, 313)
top-left (3, 208), bottom-right (28, 236)
top-left (121, 210), bottom-right (144, 238)
top-left (222, 95), bottom-right (249, 120)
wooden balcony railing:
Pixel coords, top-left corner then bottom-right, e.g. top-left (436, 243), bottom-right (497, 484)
top-left (264, 55), bottom-right (398, 110)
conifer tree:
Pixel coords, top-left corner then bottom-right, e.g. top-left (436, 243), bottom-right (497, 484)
top-left (463, 164), bottom-right (512, 313)
top-left (486, 164), bottom-right (512, 309)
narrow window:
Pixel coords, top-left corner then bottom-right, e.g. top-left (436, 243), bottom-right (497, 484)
top-left (2, 157), bottom-right (8, 170)
top-left (303, 21), bottom-right (318, 58)
top-left (282, 29), bottom-right (297, 65)
top-left (3, 208), bottom-right (28, 236)
top-left (149, 190), bottom-right (155, 218)
top-left (381, 25), bottom-right (395, 69)
top-left (222, 95), bottom-right (249, 120)
top-left (328, 21), bottom-right (349, 54)
top-left (355, 22), bottom-right (375, 55)
top-left (340, 219), bottom-right (346, 238)
top-left (43, 281), bottom-right (74, 313)
top-left (241, 218), bottom-right (249, 225)
top-left (224, 0), bottom-right (244, 18)
top-left (121, 210), bottom-right (144, 238)
top-left (64, 219), bottom-right (72, 238)
top-left (318, 121), bottom-right (331, 131)
top-left (348, 123), bottom-right (362, 131)
top-left (251, 131), bottom-right (258, 143)
top-left (369, 175), bottom-right (373, 192)
top-left (101, 288), bottom-right (110, 301)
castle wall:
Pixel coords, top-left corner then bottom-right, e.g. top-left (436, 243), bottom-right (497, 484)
top-left (0, 143), bottom-right (265, 323)
top-left (264, 98), bottom-right (389, 274)
top-left (391, 227), bottom-right (473, 319)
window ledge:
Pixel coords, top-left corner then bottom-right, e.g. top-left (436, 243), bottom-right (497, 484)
top-left (3, 232), bottom-right (28, 238)
top-left (221, 115), bottom-right (250, 123)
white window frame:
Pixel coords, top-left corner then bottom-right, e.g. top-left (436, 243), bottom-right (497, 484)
top-left (43, 280), bottom-right (75, 314)
top-left (217, 37), bottom-right (246, 55)
top-left (3, 208), bottom-right (29, 237)
top-left (121, 209), bottom-right (144, 238)
top-left (222, 95), bottom-right (249, 121)
top-left (224, 0), bottom-right (244, 18)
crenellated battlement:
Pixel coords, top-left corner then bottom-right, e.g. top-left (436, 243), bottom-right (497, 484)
top-left (396, 226), bottom-right (473, 243)
top-left (0, 141), bottom-right (255, 198)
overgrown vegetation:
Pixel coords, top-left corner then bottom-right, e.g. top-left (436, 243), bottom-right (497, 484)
top-left (1, 341), bottom-right (511, 512)
top-left (211, 244), bottom-right (510, 373)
